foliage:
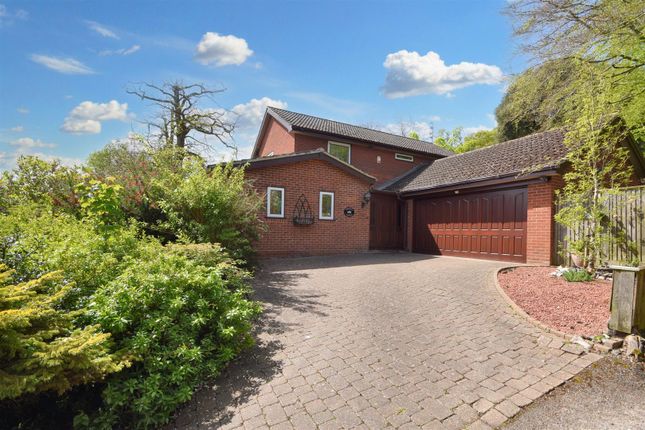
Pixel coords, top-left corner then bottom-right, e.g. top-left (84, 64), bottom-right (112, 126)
top-left (554, 64), bottom-right (633, 269)
top-left (408, 131), bottom-right (420, 140)
top-left (504, 0), bottom-right (645, 141)
top-left (434, 127), bottom-right (498, 153)
top-left (563, 269), bottom-right (594, 282)
top-left (0, 156), bottom-right (81, 213)
top-left (76, 179), bottom-right (125, 233)
top-left (152, 158), bottom-right (265, 260)
top-left (78, 248), bottom-right (260, 429)
top-left (434, 127), bottom-right (463, 152)
top-left (459, 129), bottom-right (498, 153)
top-left (0, 265), bottom-right (125, 400)
top-left (495, 59), bottom-right (579, 141)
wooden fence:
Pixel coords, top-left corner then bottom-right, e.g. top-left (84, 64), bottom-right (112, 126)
top-left (554, 186), bottom-right (645, 266)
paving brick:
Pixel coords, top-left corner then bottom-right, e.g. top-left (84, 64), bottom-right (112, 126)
top-left (167, 254), bottom-right (598, 429)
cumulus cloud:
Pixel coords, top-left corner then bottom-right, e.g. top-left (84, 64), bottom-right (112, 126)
top-left (194, 32), bottom-right (253, 66)
top-left (10, 137), bottom-right (55, 148)
top-left (10, 125), bottom-right (24, 132)
top-left (16, 107), bottom-right (28, 114)
top-left (382, 50), bottom-right (504, 98)
top-left (99, 44), bottom-right (141, 56)
top-left (31, 54), bottom-right (95, 74)
top-left (61, 100), bottom-right (130, 134)
top-left (228, 97), bottom-right (288, 129)
top-left (463, 125), bottom-right (494, 135)
top-left (86, 20), bottom-right (118, 39)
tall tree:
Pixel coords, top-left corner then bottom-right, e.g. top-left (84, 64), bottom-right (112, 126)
top-left (504, 0), bottom-right (645, 140)
top-left (127, 82), bottom-right (236, 152)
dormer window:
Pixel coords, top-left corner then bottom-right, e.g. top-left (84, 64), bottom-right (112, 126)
top-left (328, 141), bottom-right (351, 163)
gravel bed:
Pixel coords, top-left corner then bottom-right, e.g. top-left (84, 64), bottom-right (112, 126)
top-left (498, 266), bottom-right (611, 336)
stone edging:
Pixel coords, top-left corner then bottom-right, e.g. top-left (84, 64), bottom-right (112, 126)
top-left (492, 266), bottom-right (575, 342)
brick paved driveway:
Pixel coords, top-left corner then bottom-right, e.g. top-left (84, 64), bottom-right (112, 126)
top-left (170, 253), bottom-right (600, 429)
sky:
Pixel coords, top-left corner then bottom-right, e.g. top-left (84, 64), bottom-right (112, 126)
top-left (0, 0), bottom-right (527, 170)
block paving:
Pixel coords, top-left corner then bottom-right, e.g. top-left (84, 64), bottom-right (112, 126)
top-left (170, 253), bottom-right (601, 429)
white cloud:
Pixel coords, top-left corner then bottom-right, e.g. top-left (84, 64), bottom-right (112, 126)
top-left (463, 125), bottom-right (494, 135)
top-left (86, 20), bottom-right (118, 39)
top-left (99, 44), bottom-right (141, 56)
top-left (382, 50), bottom-right (504, 98)
top-left (228, 97), bottom-right (288, 129)
top-left (31, 54), bottom-right (95, 74)
top-left (0, 4), bottom-right (28, 27)
top-left (10, 137), bottom-right (56, 148)
top-left (194, 32), bottom-right (253, 66)
top-left (10, 125), bottom-right (24, 132)
top-left (379, 121), bottom-right (436, 142)
top-left (61, 100), bottom-right (130, 134)
top-left (17, 107), bottom-right (29, 114)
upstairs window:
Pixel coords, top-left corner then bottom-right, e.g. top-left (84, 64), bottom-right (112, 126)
top-left (328, 141), bottom-right (351, 163)
top-left (266, 187), bottom-right (284, 218)
top-left (319, 191), bottom-right (334, 220)
top-left (395, 153), bottom-right (414, 162)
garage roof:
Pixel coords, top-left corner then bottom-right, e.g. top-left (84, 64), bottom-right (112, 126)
top-left (381, 129), bottom-right (569, 193)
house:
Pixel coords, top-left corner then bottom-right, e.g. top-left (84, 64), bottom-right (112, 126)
top-left (238, 107), bottom-right (645, 263)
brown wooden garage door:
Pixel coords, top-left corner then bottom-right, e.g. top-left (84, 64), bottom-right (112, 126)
top-left (413, 187), bottom-right (527, 262)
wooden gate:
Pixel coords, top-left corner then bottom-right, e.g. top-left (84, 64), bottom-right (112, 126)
top-left (413, 187), bottom-right (528, 262)
top-left (369, 193), bottom-right (405, 250)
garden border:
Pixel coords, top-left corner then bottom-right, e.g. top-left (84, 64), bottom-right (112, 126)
top-left (493, 266), bottom-right (576, 341)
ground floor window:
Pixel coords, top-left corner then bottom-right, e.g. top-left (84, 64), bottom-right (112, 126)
top-left (267, 187), bottom-right (284, 218)
top-left (319, 191), bottom-right (334, 220)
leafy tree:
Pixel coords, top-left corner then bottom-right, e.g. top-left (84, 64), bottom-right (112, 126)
top-left (458, 129), bottom-right (498, 153)
top-left (0, 156), bottom-right (81, 213)
top-left (505, 0), bottom-right (645, 141)
top-left (434, 127), bottom-right (463, 152)
top-left (0, 265), bottom-right (125, 400)
top-left (495, 59), bottom-right (579, 141)
top-left (127, 82), bottom-right (236, 153)
top-left (554, 64), bottom-right (633, 269)
top-left (152, 158), bottom-right (265, 260)
top-left (408, 131), bottom-right (420, 140)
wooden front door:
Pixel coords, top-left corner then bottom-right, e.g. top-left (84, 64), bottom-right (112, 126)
top-left (413, 187), bottom-right (528, 262)
top-left (369, 193), bottom-right (405, 250)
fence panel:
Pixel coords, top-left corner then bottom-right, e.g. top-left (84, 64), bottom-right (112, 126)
top-left (554, 186), bottom-right (645, 266)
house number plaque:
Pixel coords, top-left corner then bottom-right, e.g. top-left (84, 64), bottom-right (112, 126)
top-left (344, 207), bottom-right (355, 217)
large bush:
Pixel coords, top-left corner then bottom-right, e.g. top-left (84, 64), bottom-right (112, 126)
top-left (0, 200), bottom-right (260, 428)
top-left (0, 266), bottom-right (125, 400)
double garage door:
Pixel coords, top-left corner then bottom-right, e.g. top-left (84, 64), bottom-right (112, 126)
top-left (413, 187), bottom-right (528, 262)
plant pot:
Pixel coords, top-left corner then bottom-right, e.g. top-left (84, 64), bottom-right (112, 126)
top-left (571, 253), bottom-right (584, 268)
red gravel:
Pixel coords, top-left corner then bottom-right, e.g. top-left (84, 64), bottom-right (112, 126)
top-left (498, 266), bottom-right (612, 337)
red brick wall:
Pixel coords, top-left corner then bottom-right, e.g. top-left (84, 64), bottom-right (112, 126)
top-left (245, 159), bottom-right (371, 256)
top-left (526, 175), bottom-right (564, 265)
top-left (256, 117), bottom-right (295, 156)
top-left (294, 134), bottom-right (437, 185)
top-left (405, 199), bottom-right (414, 251)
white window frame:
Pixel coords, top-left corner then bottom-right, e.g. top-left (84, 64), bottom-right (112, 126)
top-left (395, 153), bottom-right (414, 162)
top-left (319, 191), bottom-right (335, 220)
top-left (266, 187), bottom-right (285, 218)
top-left (327, 141), bottom-right (351, 163)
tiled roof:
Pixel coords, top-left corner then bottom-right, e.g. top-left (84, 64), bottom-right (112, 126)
top-left (267, 107), bottom-right (453, 157)
top-left (382, 129), bottom-right (568, 193)
top-left (231, 148), bottom-right (376, 183)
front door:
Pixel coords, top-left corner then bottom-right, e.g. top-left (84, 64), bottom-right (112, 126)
top-left (369, 193), bottom-right (405, 250)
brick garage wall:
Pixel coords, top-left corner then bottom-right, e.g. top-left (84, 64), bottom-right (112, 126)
top-left (294, 134), bottom-right (437, 185)
top-left (246, 159), bottom-right (371, 257)
top-left (526, 175), bottom-right (564, 265)
top-left (256, 117), bottom-right (295, 156)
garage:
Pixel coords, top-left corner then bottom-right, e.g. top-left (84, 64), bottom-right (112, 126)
top-left (412, 187), bottom-right (528, 262)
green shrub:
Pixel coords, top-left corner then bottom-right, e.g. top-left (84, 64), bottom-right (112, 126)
top-left (0, 265), bottom-right (126, 400)
top-left (563, 269), bottom-right (594, 282)
top-left (81, 249), bottom-right (260, 429)
top-left (152, 158), bottom-right (265, 261)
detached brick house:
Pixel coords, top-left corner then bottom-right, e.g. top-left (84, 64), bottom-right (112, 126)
top-left (237, 107), bottom-right (645, 264)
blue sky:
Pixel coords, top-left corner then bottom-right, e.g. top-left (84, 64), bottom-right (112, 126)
top-left (0, 0), bottom-right (525, 169)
